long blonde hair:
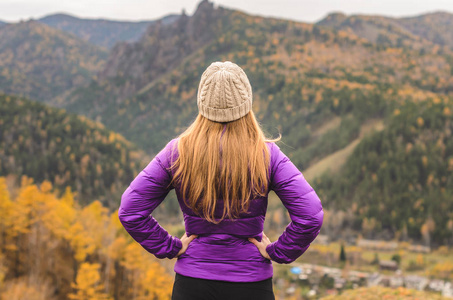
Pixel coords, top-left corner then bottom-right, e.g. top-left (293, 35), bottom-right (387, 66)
top-left (170, 111), bottom-right (280, 224)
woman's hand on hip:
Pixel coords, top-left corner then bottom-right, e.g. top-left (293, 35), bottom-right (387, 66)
top-left (248, 232), bottom-right (271, 260)
top-left (176, 233), bottom-right (198, 258)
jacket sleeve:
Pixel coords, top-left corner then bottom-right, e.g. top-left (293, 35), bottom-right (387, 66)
top-left (265, 143), bottom-right (324, 264)
top-left (118, 139), bottom-right (182, 259)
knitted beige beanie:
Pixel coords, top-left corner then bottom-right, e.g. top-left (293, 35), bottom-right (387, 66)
top-left (197, 61), bottom-right (252, 122)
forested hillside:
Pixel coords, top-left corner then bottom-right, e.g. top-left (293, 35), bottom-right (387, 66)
top-left (0, 20), bottom-right (107, 102)
top-left (38, 13), bottom-right (179, 49)
top-left (396, 12), bottom-right (453, 48)
top-left (0, 93), bottom-right (146, 208)
top-left (317, 97), bottom-right (453, 247)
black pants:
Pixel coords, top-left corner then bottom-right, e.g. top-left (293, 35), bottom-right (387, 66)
top-left (171, 273), bottom-right (275, 300)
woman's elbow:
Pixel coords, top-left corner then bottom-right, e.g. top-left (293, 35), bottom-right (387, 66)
top-left (311, 193), bottom-right (324, 232)
top-left (117, 206), bottom-right (129, 226)
top-left (313, 208), bottom-right (324, 233)
top-left (118, 187), bottom-right (133, 224)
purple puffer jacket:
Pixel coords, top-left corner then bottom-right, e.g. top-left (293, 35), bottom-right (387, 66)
top-left (118, 138), bottom-right (323, 282)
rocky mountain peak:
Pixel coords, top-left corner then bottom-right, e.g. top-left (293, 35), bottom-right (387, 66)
top-left (97, 0), bottom-right (228, 97)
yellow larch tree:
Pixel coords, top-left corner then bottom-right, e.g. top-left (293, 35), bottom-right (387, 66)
top-left (68, 262), bottom-right (112, 300)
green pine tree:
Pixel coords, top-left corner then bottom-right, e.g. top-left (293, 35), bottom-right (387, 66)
top-left (339, 243), bottom-right (347, 262)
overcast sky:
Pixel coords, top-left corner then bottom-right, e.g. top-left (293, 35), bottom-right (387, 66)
top-left (1, 0), bottom-right (452, 23)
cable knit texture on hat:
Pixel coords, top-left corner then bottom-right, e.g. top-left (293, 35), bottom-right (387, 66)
top-left (197, 61), bottom-right (253, 122)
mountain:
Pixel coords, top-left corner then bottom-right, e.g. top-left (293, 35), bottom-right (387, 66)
top-left (61, 0), bottom-right (453, 156)
top-left (0, 20), bottom-right (108, 102)
top-left (396, 11), bottom-right (453, 48)
top-left (54, 0), bottom-right (453, 245)
top-left (0, 93), bottom-right (146, 209)
top-left (95, 0), bottom-right (232, 96)
top-left (38, 13), bottom-right (180, 49)
top-left (61, 0), bottom-right (238, 143)
top-left (317, 11), bottom-right (453, 50)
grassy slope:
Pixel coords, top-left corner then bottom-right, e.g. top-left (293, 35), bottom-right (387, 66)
top-left (303, 119), bottom-right (384, 181)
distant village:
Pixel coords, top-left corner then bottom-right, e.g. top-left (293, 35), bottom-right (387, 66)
top-left (280, 262), bottom-right (453, 298)
top-left (278, 236), bottom-right (453, 298)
